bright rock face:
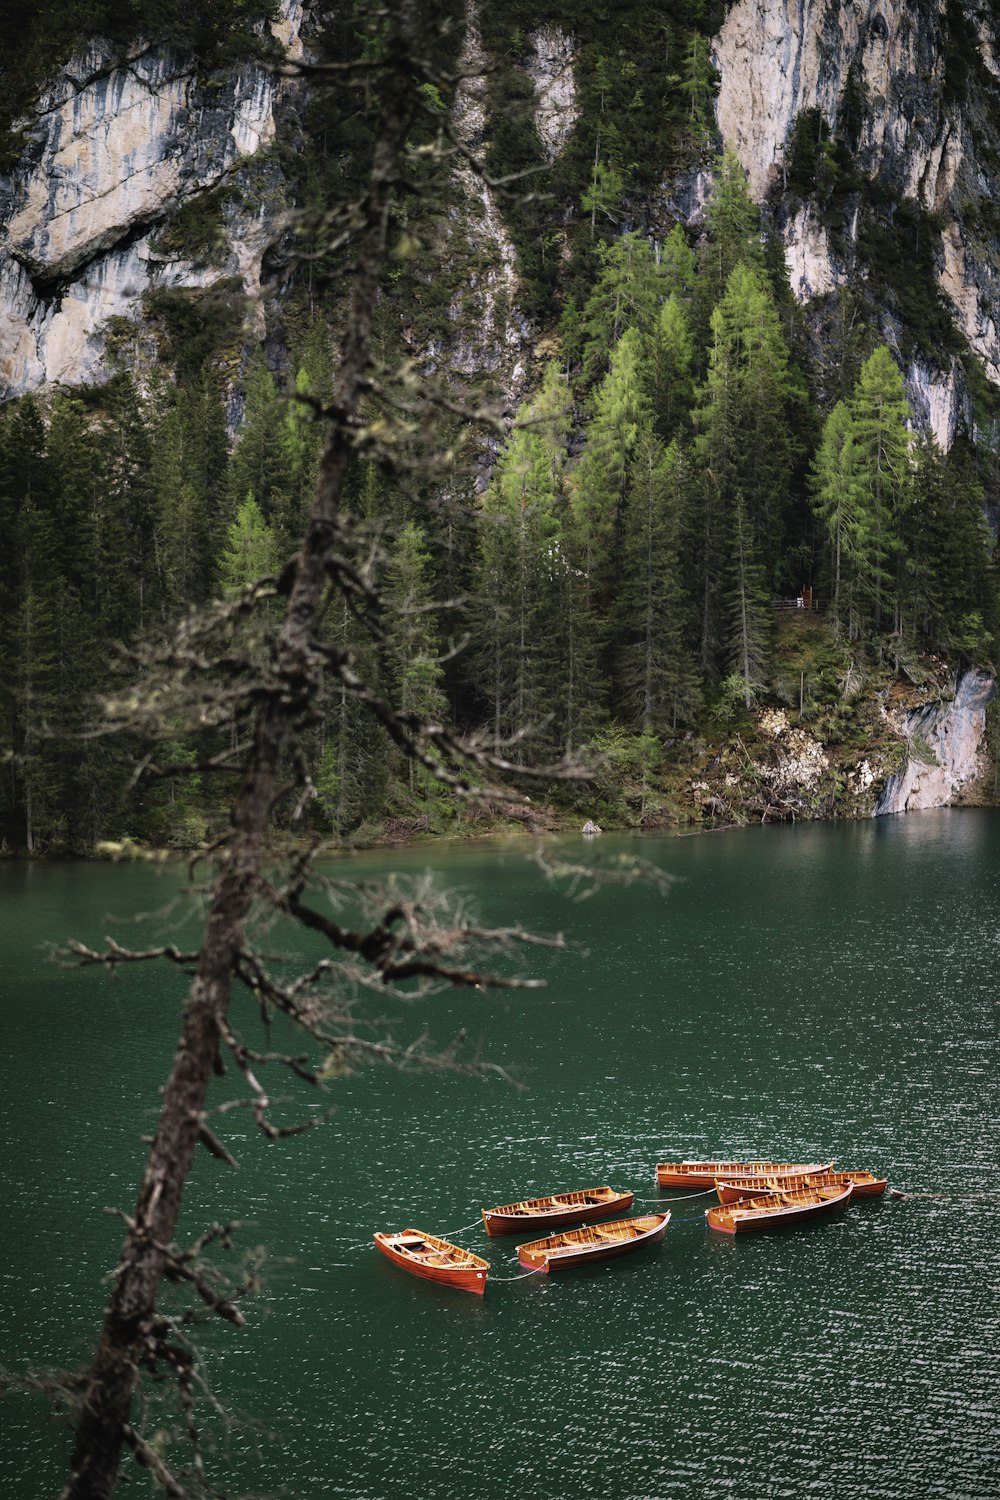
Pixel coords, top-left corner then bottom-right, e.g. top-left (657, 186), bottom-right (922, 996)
top-left (0, 3), bottom-right (303, 398)
top-left (527, 27), bottom-right (578, 163)
top-left (441, 4), bottom-right (533, 397)
top-left (712, 0), bottom-right (1000, 436)
top-left (714, 0), bottom-right (951, 202)
top-left (874, 669), bottom-right (995, 815)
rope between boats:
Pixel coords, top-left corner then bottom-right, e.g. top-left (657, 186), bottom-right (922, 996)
top-left (890, 1190), bottom-right (1000, 1201)
top-left (635, 1189), bottom-right (717, 1203)
top-left (433, 1217), bottom-right (483, 1240)
top-left (490, 1268), bottom-right (545, 1281)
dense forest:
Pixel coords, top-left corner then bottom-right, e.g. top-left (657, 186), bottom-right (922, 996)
top-left (1, 0), bottom-right (999, 853)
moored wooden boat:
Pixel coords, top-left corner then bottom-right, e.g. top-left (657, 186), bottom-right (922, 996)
top-left (482, 1185), bottom-right (634, 1237)
top-left (705, 1182), bottom-right (853, 1235)
top-left (656, 1158), bottom-right (832, 1190)
top-left (518, 1212), bottom-right (670, 1273)
top-left (715, 1169), bottom-right (887, 1205)
top-left (373, 1229), bottom-right (489, 1294)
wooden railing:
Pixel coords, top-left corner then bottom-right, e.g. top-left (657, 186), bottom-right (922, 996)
top-left (774, 597), bottom-right (822, 612)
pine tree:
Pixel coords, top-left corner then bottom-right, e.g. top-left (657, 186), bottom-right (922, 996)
top-left (473, 408), bottom-right (562, 758)
top-left (383, 520), bottom-right (448, 795)
top-left (907, 435), bottom-right (996, 656)
top-left (660, 222), bottom-right (697, 301)
top-left (616, 430), bottom-right (701, 732)
top-left (649, 292), bottom-right (694, 443)
top-left (580, 233), bottom-right (666, 384)
top-left (225, 352), bottom-right (291, 527)
top-left (97, 375), bottom-right (160, 636)
top-left (725, 493), bottom-right (772, 708)
top-left (571, 325), bottom-right (651, 613)
top-left (691, 261), bottom-right (794, 668)
top-left (700, 147), bottom-right (764, 307)
top-left (218, 493), bottom-right (279, 597)
top-left (849, 346), bottom-right (912, 634)
top-left (152, 376), bottom-right (230, 613)
top-left (809, 400), bottom-right (863, 635)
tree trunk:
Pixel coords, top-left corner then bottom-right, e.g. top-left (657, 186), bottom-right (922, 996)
top-left (63, 30), bottom-right (417, 1496)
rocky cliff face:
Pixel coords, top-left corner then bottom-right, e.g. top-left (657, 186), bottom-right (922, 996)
top-left (713, 0), bottom-right (1000, 449)
top-left (874, 667), bottom-right (995, 815)
top-left (0, 2), bottom-right (303, 399)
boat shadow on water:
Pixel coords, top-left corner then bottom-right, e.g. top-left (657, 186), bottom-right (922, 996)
top-left (701, 1212), bottom-right (861, 1253)
top-left (372, 1258), bottom-right (491, 1314)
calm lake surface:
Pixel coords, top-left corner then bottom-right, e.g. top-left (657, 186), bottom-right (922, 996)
top-left (2, 812), bottom-right (998, 1499)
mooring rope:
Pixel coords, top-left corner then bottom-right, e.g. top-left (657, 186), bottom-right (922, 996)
top-left (490, 1267), bottom-right (545, 1282)
top-left (889, 1190), bottom-right (1000, 1201)
top-left (634, 1188), bottom-right (717, 1203)
top-left (344, 1214), bottom-right (484, 1253)
top-left (432, 1216), bottom-right (484, 1240)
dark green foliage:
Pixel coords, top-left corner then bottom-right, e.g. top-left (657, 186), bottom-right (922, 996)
top-left (150, 185), bottom-right (238, 265)
top-left (942, 0), bottom-right (995, 106)
top-left (784, 108), bottom-right (838, 202)
top-left (855, 192), bottom-right (963, 362)
top-left (476, 2), bottom-right (725, 317)
top-left (143, 281), bottom-right (247, 380)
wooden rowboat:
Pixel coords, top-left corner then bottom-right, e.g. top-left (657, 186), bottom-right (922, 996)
top-left (656, 1158), bottom-right (832, 1189)
top-left (705, 1182), bottom-right (853, 1235)
top-left (481, 1185), bottom-right (634, 1237)
top-left (373, 1229), bottom-right (489, 1295)
top-left (518, 1212), bottom-right (670, 1273)
top-left (715, 1169), bottom-right (888, 1205)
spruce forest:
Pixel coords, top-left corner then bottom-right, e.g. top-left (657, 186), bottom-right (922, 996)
top-left (2, 0), bottom-right (999, 854)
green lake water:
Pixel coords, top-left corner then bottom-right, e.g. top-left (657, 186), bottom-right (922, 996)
top-left (2, 811), bottom-right (998, 1498)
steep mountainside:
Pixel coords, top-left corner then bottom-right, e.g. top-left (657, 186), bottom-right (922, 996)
top-left (0, 0), bottom-right (998, 853)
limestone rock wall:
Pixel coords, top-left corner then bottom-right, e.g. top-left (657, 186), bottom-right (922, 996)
top-left (874, 668), bottom-right (995, 815)
top-left (712, 0), bottom-right (1000, 445)
top-left (0, 1), bottom-right (303, 399)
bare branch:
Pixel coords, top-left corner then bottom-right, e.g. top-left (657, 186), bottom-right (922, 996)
top-left (60, 939), bottom-right (199, 971)
top-left (120, 1425), bottom-right (190, 1499)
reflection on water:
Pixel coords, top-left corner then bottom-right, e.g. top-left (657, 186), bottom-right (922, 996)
top-left (2, 812), bottom-right (999, 1498)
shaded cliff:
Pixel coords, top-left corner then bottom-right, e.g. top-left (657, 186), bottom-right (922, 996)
top-left (713, 0), bottom-right (1000, 448)
top-left (874, 667), bottom-right (995, 814)
top-left (0, 2), bottom-right (303, 398)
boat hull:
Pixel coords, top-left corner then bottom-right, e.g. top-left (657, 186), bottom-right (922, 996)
top-left (656, 1159), bottom-right (832, 1189)
top-left (518, 1212), bottom-right (670, 1273)
top-left (715, 1170), bottom-right (887, 1205)
top-left (482, 1188), bottom-right (634, 1237)
top-left (706, 1183), bottom-right (853, 1235)
top-left (374, 1230), bottom-right (488, 1295)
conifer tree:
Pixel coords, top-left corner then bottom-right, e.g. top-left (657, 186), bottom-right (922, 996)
top-left (474, 403), bottom-right (562, 758)
top-left (691, 260), bottom-right (794, 666)
top-left (809, 399), bottom-right (863, 635)
top-left (383, 520), bottom-right (448, 795)
top-left (97, 375), bottom-right (160, 636)
top-left (315, 591), bottom-right (390, 836)
top-left (616, 430), bottom-right (700, 731)
top-left (849, 346), bottom-right (912, 634)
top-left (571, 325), bottom-right (651, 613)
top-left (907, 435), bottom-right (996, 655)
top-left (726, 493), bottom-right (772, 708)
top-left (649, 292), bottom-right (694, 443)
top-left (152, 376), bottom-right (230, 613)
top-left (700, 147), bottom-right (764, 307)
top-left (580, 232), bottom-right (666, 384)
top-left (660, 222), bottom-right (697, 301)
top-left (225, 352), bottom-right (291, 528)
top-left (219, 493), bottom-right (279, 597)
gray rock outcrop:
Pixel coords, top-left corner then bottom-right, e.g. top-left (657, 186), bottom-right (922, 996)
top-left (0, 2), bottom-right (304, 398)
top-left (874, 668), bottom-right (995, 815)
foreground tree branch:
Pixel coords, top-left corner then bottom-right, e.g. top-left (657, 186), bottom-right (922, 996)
top-left (61, 10), bottom-right (466, 1495)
